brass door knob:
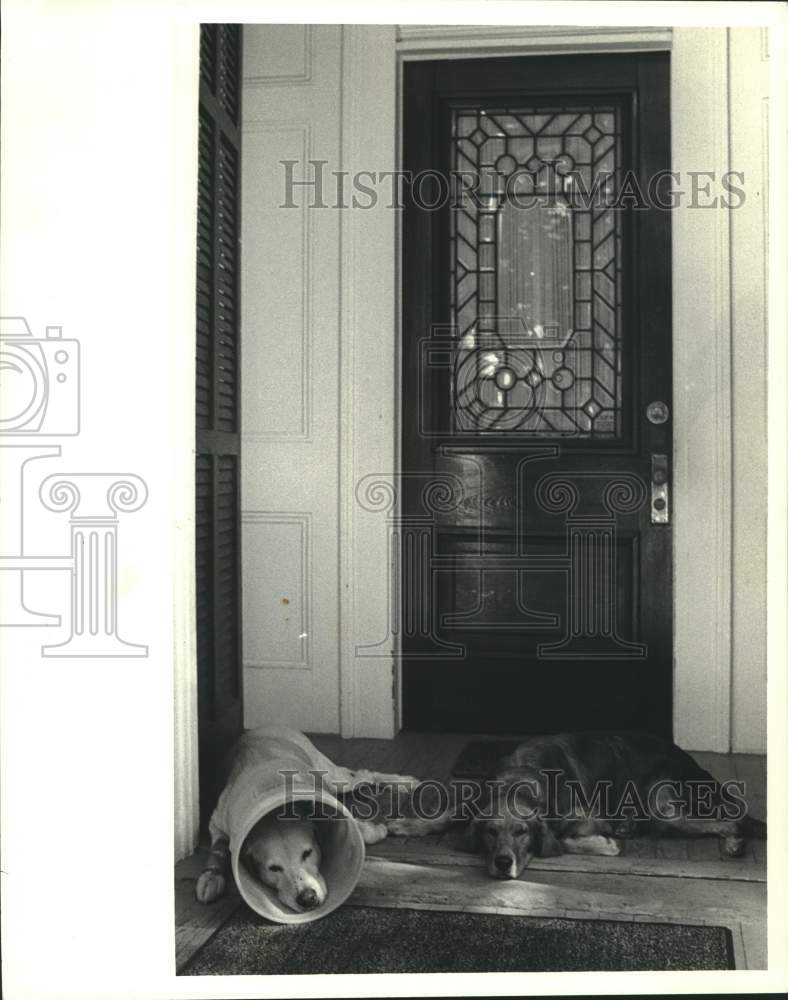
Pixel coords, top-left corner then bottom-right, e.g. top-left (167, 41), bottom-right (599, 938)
top-left (646, 400), bottom-right (669, 425)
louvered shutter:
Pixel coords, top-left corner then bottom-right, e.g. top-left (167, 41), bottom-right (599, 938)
top-left (195, 24), bottom-right (243, 819)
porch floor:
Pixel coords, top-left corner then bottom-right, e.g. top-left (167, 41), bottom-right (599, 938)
top-left (175, 734), bottom-right (767, 973)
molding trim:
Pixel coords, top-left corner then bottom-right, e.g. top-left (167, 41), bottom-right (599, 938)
top-left (173, 26), bottom-right (201, 863)
top-left (396, 24), bottom-right (672, 58)
top-left (338, 26), bottom-right (358, 737)
top-left (339, 25), bottom-right (398, 738)
top-left (173, 474), bottom-right (199, 861)
top-left (241, 121), bottom-right (313, 443)
top-left (671, 28), bottom-right (732, 751)
top-left (241, 511), bottom-right (312, 670)
top-left (243, 25), bottom-right (313, 87)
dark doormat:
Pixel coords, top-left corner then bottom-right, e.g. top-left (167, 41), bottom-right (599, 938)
top-left (450, 739), bottom-right (522, 779)
top-left (181, 905), bottom-right (734, 975)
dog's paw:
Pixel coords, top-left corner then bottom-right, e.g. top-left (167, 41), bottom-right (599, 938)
top-left (723, 836), bottom-right (745, 858)
top-left (385, 816), bottom-right (440, 837)
top-left (385, 818), bottom-right (414, 837)
top-left (195, 870), bottom-right (226, 903)
top-left (358, 820), bottom-right (389, 845)
top-left (599, 836), bottom-right (622, 856)
top-left (393, 775), bottom-right (421, 795)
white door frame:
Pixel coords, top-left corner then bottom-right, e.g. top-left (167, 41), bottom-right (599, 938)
top-left (337, 25), bottom-right (735, 748)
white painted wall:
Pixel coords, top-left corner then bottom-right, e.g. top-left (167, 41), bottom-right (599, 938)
top-left (241, 24), bottom-right (398, 739)
top-left (729, 27), bottom-right (769, 753)
top-left (672, 27), bottom-right (769, 753)
top-left (240, 24), bottom-right (770, 751)
top-left (338, 27), bottom-right (399, 738)
top-left (241, 25), bottom-right (343, 734)
top-left (671, 28), bottom-right (734, 753)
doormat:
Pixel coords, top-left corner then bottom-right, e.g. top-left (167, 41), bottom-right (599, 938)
top-left (181, 905), bottom-right (734, 975)
top-left (450, 739), bottom-right (522, 779)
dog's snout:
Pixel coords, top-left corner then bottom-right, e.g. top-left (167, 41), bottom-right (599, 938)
top-left (296, 887), bottom-right (319, 909)
top-left (493, 854), bottom-right (513, 872)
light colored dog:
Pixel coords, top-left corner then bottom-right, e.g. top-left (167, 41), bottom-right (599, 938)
top-left (195, 725), bottom-right (420, 912)
top-left (239, 807), bottom-right (326, 912)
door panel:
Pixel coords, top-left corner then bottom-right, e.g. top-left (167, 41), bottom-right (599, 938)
top-left (402, 54), bottom-right (672, 734)
top-left (240, 26), bottom-right (343, 734)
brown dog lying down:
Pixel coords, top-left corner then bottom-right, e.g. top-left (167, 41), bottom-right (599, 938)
top-left (389, 730), bottom-right (767, 879)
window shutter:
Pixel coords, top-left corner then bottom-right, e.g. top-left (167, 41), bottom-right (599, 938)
top-left (195, 24), bottom-right (243, 817)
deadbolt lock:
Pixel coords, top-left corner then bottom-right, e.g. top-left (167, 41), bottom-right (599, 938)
top-left (651, 454), bottom-right (669, 524)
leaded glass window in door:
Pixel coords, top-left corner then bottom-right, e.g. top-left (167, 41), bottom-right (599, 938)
top-left (450, 105), bottom-right (624, 436)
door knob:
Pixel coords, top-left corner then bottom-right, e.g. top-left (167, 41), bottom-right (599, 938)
top-left (646, 400), bottom-right (670, 425)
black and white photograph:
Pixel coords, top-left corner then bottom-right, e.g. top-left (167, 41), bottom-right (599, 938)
top-left (1, 2), bottom-right (787, 998)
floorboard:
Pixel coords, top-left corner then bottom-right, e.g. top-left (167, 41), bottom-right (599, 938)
top-left (625, 835), bottom-right (658, 859)
top-left (175, 855), bottom-right (241, 971)
top-left (688, 836), bottom-right (726, 861)
top-left (656, 836), bottom-right (689, 861)
top-left (367, 836), bottom-right (765, 883)
top-left (350, 857), bottom-right (766, 960)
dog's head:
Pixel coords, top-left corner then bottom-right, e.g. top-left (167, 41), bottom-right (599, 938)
top-left (460, 780), bottom-right (562, 879)
top-left (242, 812), bottom-right (327, 912)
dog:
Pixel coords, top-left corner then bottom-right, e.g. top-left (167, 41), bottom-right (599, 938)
top-left (238, 806), bottom-right (326, 912)
top-left (195, 725), bottom-right (420, 911)
top-left (460, 731), bottom-right (767, 879)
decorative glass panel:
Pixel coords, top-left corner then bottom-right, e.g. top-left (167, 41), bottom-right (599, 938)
top-left (450, 105), bottom-right (624, 436)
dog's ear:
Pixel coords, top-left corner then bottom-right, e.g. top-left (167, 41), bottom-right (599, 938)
top-left (240, 838), bottom-right (256, 874)
top-left (448, 778), bottom-right (491, 853)
top-left (450, 818), bottom-right (483, 854)
top-left (534, 820), bottom-right (562, 858)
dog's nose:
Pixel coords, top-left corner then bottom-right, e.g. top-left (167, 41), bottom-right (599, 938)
top-left (296, 888), bottom-right (319, 909)
top-left (494, 854), bottom-right (513, 872)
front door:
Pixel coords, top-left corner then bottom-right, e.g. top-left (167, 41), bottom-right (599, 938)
top-left (401, 53), bottom-right (672, 734)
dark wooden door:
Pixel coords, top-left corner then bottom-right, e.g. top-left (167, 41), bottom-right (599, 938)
top-left (401, 54), bottom-right (672, 735)
top-left (196, 24), bottom-right (244, 818)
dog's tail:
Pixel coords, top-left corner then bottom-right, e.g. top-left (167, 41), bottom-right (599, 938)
top-left (740, 814), bottom-right (767, 840)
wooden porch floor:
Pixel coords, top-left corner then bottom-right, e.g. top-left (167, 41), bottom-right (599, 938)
top-left (175, 734), bottom-right (767, 972)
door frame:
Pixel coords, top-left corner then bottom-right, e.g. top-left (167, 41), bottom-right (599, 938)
top-left (337, 25), bottom-right (734, 747)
